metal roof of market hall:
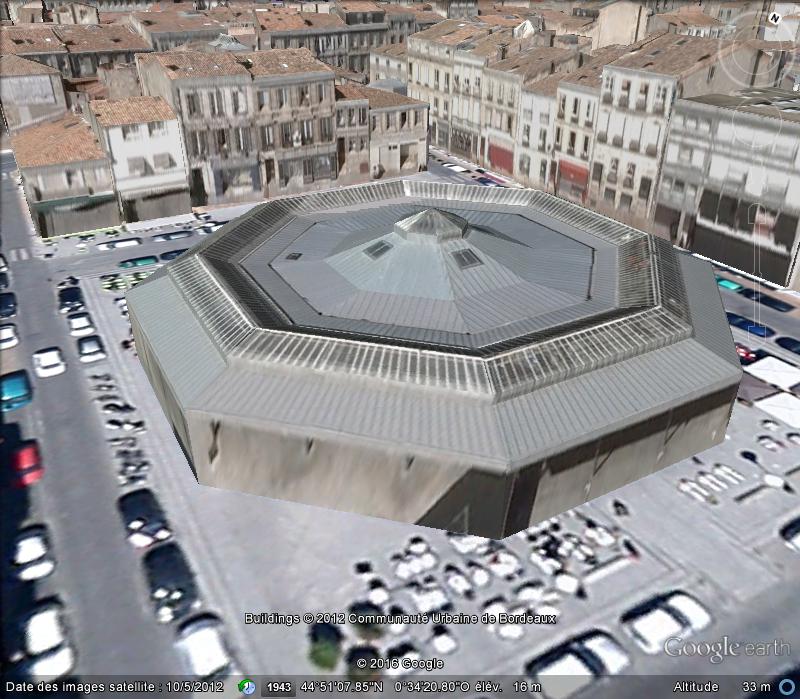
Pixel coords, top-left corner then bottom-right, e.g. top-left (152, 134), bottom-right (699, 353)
top-left (128, 181), bottom-right (741, 471)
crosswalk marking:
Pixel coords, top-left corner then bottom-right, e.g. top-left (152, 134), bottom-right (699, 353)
top-left (7, 247), bottom-right (30, 262)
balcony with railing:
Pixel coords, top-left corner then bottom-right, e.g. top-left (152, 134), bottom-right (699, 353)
top-left (623, 176), bottom-right (633, 189)
top-left (611, 135), bottom-right (623, 147)
top-left (635, 96), bottom-right (647, 111)
top-left (628, 140), bottom-right (640, 152)
top-left (607, 172), bottom-right (617, 185)
top-left (645, 143), bottom-right (658, 157)
top-left (601, 91), bottom-right (612, 104)
top-left (597, 131), bottom-right (607, 144)
top-left (539, 112), bottom-right (550, 125)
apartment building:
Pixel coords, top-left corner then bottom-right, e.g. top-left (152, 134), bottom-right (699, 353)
top-left (0, 54), bottom-right (68, 133)
top-left (137, 49), bottom-right (340, 206)
top-left (53, 1), bottom-right (100, 24)
top-left (764, 2), bottom-right (800, 43)
top-left (128, 7), bottom-right (257, 51)
top-left (429, 0), bottom-right (477, 19)
top-left (0, 24), bottom-right (151, 80)
top-left (648, 6), bottom-right (732, 39)
top-left (333, 84), bottom-right (370, 184)
top-left (361, 84), bottom-right (428, 177)
top-left (88, 96), bottom-right (192, 221)
top-left (408, 19), bottom-right (536, 155)
top-left (369, 42), bottom-right (408, 83)
top-left (535, 1), bottom-right (648, 50)
top-left (590, 33), bottom-right (786, 223)
top-left (12, 114), bottom-right (120, 237)
top-left (482, 47), bottom-right (580, 175)
top-left (383, 3), bottom-right (442, 43)
top-left (655, 89), bottom-right (800, 289)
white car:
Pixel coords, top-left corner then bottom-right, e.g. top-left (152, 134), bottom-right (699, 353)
top-left (20, 645), bottom-right (76, 680)
top-left (13, 526), bottom-right (56, 582)
top-left (780, 517), bottom-right (800, 553)
top-left (0, 253), bottom-right (7, 272)
top-left (66, 312), bottom-right (95, 338)
top-left (96, 237), bottom-right (142, 251)
top-left (408, 582), bottom-right (451, 614)
top-left (32, 348), bottom-right (66, 378)
top-left (442, 163), bottom-right (470, 172)
top-left (622, 591), bottom-right (712, 654)
top-left (77, 335), bottom-right (106, 363)
top-left (175, 614), bottom-right (235, 680)
top-left (22, 600), bottom-right (70, 658)
top-left (526, 631), bottom-right (630, 699)
top-left (431, 625), bottom-right (458, 654)
top-left (198, 224), bottom-right (223, 236)
top-left (0, 322), bottom-right (19, 350)
top-left (385, 642), bottom-right (420, 676)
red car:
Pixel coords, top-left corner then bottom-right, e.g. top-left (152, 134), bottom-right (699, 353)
top-left (10, 442), bottom-right (43, 487)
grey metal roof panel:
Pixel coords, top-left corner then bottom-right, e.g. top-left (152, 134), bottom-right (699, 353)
top-left (126, 273), bottom-right (227, 406)
top-left (191, 334), bottom-right (740, 471)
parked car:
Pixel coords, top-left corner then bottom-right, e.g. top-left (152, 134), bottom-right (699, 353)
top-left (735, 342), bottom-right (768, 366)
top-left (12, 525), bottom-right (55, 581)
top-left (0, 291), bottom-right (17, 318)
top-left (118, 255), bottom-right (158, 269)
top-left (525, 630), bottom-right (630, 699)
top-left (175, 614), bottom-right (237, 679)
top-left (738, 288), bottom-right (794, 313)
top-left (16, 598), bottom-right (75, 680)
top-left (476, 177), bottom-right (504, 187)
top-left (152, 230), bottom-right (193, 242)
top-left (780, 516), bottom-right (800, 553)
top-left (621, 591), bottom-right (711, 654)
top-left (57, 287), bottom-right (84, 314)
top-left (442, 163), bottom-right (470, 172)
top-left (32, 347), bottom-right (66, 378)
top-left (117, 489), bottom-right (173, 550)
top-left (9, 441), bottom-right (44, 488)
top-left (77, 335), bottom-right (106, 363)
top-left (160, 248), bottom-right (188, 262)
top-left (1, 370), bottom-right (33, 412)
top-left (0, 253), bottom-right (7, 272)
top-left (66, 311), bottom-right (95, 338)
top-left (726, 312), bottom-right (775, 338)
top-left (96, 237), bottom-right (142, 251)
top-left (715, 276), bottom-right (743, 292)
top-left (0, 323), bottom-right (19, 350)
top-left (0, 271), bottom-right (9, 290)
top-left (142, 543), bottom-right (201, 623)
top-left (775, 337), bottom-right (800, 355)
top-left (197, 224), bottom-right (223, 236)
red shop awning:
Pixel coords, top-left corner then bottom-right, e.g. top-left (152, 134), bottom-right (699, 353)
top-left (558, 160), bottom-right (589, 187)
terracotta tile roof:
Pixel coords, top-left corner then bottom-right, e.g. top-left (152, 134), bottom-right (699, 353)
top-left (0, 26), bottom-right (66, 55)
top-left (131, 10), bottom-right (229, 33)
top-left (371, 42), bottom-right (407, 58)
top-left (0, 53), bottom-right (60, 76)
top-left (523, 72), bottom-right (562, 96)
top-left (336, 2), bottom-right (384, 13)
top-left (90, 95), bottom-right (176, 127)
top-left (335, 83), bottom-right (427, 109)
top-left (257, 8), bottom-right (345, 31)
top-left (607, 33), bottom-right (740, 77)
top-left (560, 44), bottom-right (637, 88)
top-left (237, 49), bottom-right (332, 76)
top-left (655, 9), bottom-right (723, 28)
top-left (53, 24), bottom-right (151, 53)
top-left (487, 47), bottom-right (574, 80)
top-left (138, 50), bottom-right (250, 79)
top-left (477, 13), bottom-right (528, 27)
top-left (11, 114), bottom-right (107, 168)
top-left (411, 19), bottom-right (492, 46)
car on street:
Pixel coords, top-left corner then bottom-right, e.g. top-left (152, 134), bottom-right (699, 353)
top-left (442, 163), bottom-right (470, 172)
top-left (198, 224), bottom-right (223, 235)
top-left (0, 323), bottom-right (19, 350)
top-left (118, 255), bottom-right (158, 269)
top-left (143, 543), bottom-right (201, 623)
top-left (738, 288), bottom-right (794, 313)
top-left (9, 441), bottom-right (44, 488)
top-left (12, 525), bottom-right (56, 581)
top-left (152, 230), bottom-right (193, 242)
top-left (57, 287), bottom-right (84, 314)
top-left (32, 347), bottom-right (66, 378)
top-left (780, 516), bottom-right (800, 553)
top-left (0, 253), bottom-right (7, 272)
top-left (0, 291), bottom-right (17, 318)
top-left (16, 598), bottom-right (75, 680)
top-left (175, 614), bottom-right (237, 679)
top-left (160, 248), bottom-right (188, 262)
top-left (735, 342), bottom-right (768, 366)
top-left (117, 489), bottom-right (173, 550)
top-left (715, 276), bottom-right (743, 292)
top-left (621, 591), bottom-right (711, 654)
top-left (1, 370), bottom-right (33, 412)
top-left (476, 177), bottom-right (505, 187)
top-left (726, 312), bottom-right (775, 338)
top-left (77, 335), bottom-right (106, 363)
top-left (66, 311), bottom-right (95, 338)
top-left (775, 337), bottom-right (800, 355)
top-left (96, 237), bottom-right (142, 251)
top-left (525, 630), bottom-right (630, 699)
top-left (0, 271), bottom-right (9, 290)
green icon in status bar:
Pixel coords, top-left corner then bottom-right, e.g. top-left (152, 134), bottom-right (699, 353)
top-left (238, 678), bottom-right (257, 695)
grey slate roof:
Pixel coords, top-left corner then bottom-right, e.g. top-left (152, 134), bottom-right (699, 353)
top-left (128, 180), bottom-right (742, 472)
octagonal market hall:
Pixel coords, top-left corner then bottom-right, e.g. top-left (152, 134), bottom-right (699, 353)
top-left (128, 181), bottom-right (741, 538)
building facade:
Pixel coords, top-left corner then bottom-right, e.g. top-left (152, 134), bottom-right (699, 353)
top-left (0, 54), bottom-right (68, 133)
top-left (88, 96), bottom-right (192, 222)
top-left (655, 89), bottom-right (800, 290)
top-left (12, 114), bottom-right (120, 237)
top-left (369, 42), bottom-right (408, 83)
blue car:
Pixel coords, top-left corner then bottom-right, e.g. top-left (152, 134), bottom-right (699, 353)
top-left (1, 370), bottom-right (33, 412)
top-left (726, 312), bottom-right (775, 338)
top-left (476, 177), bottom-right (506, 187)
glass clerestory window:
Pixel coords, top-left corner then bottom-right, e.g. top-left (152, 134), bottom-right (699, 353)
top-left (364, 241), bottom-right (393, 259)
top-left (451, 249), bottom-right (483, 269)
